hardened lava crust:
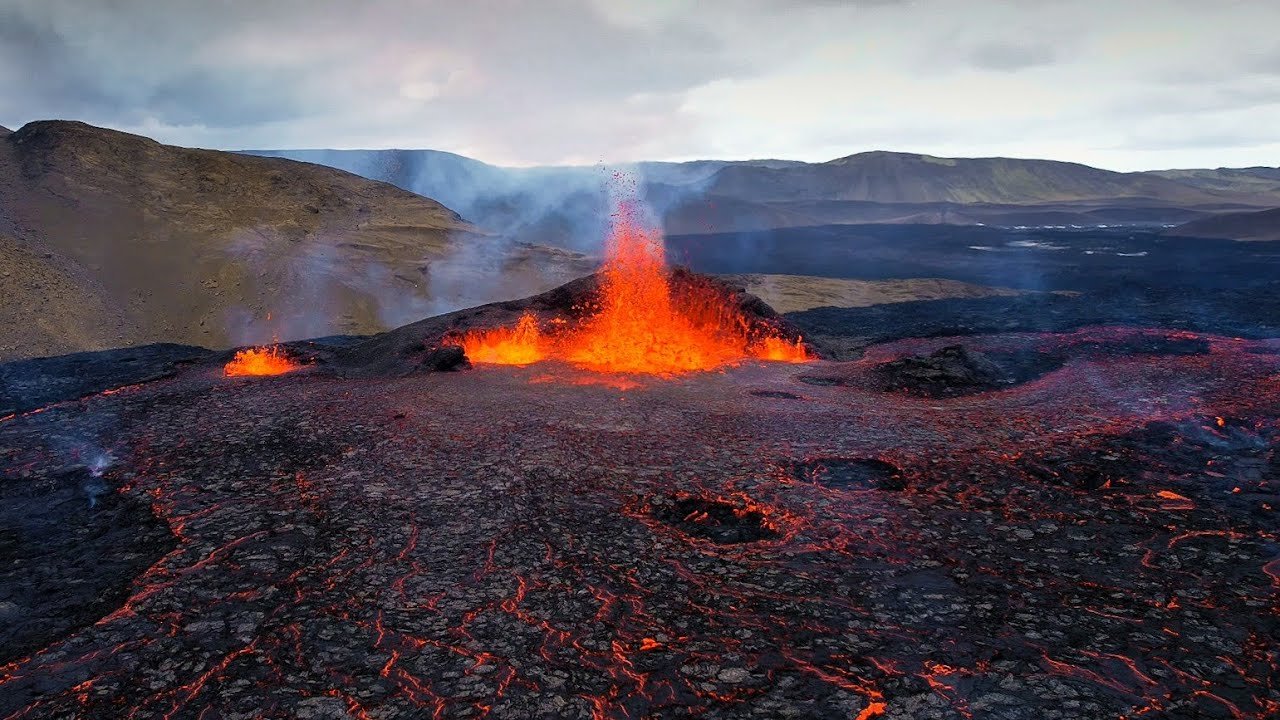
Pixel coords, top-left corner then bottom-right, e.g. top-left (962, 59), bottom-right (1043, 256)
top-left (0, 326), bottom-right (1277, 719)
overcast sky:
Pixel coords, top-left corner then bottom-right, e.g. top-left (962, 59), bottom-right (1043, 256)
top-left (1, 0), bottom-right (1278, 170)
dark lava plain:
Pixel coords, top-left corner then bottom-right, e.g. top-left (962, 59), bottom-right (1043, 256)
top-left (670, 225), bottom-right (1280, 360)
top-left (1, 327), bottom-right (1277, 719)
top-left (0, 225), bottom-right (1278, 719)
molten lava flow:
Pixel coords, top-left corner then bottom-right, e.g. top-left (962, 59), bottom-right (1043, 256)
top-left (562, 219), bottom-right (751, 374)
top-left (223, 346), bottom-right (299, 377)
top-left (457, 312), bottom-right (546, 366)
top-left (453, 204), bottom-right (809, 375)
top-left (750, 335), bottom-right (810, 364)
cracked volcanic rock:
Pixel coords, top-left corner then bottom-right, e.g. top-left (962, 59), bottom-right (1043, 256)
top-left (0, 325), bottom-right (1276, 719)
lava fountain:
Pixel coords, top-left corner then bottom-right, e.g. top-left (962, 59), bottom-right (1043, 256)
top-left (223, 346), bottom-right (300, 377)
top-left (457, 312), bottom-right (547, 366)
top-left (455, 203), bottom-right (808, 374)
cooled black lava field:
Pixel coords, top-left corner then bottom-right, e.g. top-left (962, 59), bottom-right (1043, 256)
top-left (1, 227), bottom-right (1278, 719)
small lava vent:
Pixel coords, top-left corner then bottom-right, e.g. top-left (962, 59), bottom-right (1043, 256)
top-left (750, 390), bottom-right (803, 399)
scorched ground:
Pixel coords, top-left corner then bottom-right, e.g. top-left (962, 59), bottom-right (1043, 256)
top-left (1, 324), bottom-right (1278, 719)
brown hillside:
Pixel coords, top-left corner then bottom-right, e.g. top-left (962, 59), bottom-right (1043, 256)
top-left (0, 121), bottom-right (592, 360)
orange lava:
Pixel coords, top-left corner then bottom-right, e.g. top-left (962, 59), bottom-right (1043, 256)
top-left (223, 346), bottom-right (299, 377)
top-left (458, 312), bottom-right (547, 366)
top-left (454, 203), bottom-right (808, 374)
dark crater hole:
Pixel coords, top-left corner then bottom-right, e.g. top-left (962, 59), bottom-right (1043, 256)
top-left (795, 458), bottom-right (907, 491)
top-left (750, 390), bottom-right (804, 399)
top-left (652, 497), bottom-right (780, 545)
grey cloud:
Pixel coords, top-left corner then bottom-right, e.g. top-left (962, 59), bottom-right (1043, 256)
top-left (1117, 128), bottom-right (1280, 152)
top-left (967, 42), bottom-right (1057, 71)
top-left (1111, 81), bottom-right (1280, 117)
top-left (759, 0), bottom-right (909, 6)
top-left (0, 10), bottom-right (127, 120)
top-left (0, 0), bottom-right (752, 162)
top-left (144, 69), bottom-right (319, 128)
top-left (1, 0), bottom-right (1277, 171)
top-left (0, 0), bottom-right (324, 127)
top-left (1246, 49), bottom-right (1280, 75)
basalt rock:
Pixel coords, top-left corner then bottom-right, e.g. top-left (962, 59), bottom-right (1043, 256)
top-left (419, 344), bottom-right (469, 372)
top-left (874, 344), bottom-right (1008, 397)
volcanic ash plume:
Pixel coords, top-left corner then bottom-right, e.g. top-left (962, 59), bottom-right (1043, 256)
top-left (454, 202), bottom-right (808, 374)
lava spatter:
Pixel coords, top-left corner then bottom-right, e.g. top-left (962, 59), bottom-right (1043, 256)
top-left (223, 345), bottom-right (299, 377)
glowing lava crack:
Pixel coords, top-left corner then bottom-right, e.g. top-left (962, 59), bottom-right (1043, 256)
top-left (453, 204), bottom-right (808, 374)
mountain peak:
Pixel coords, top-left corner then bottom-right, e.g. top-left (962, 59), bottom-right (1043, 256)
top-left (12, 119), bottom-right (156, 143)
top-left (823, 151), bottom-right (958, 166)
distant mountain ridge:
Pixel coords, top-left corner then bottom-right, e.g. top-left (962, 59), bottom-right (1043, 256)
top-left (1145, 167), bottom-right (1280, 197)
top-left (245, 147), bottom-right (1280, 241)
top-left (709, 150), bottom-right (1265, 205)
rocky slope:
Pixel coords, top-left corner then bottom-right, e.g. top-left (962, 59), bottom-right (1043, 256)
top-left (0, 121), bottom-right (591, 360)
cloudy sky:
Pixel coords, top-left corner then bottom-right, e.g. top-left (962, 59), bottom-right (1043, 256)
top-left (1, 0), bottom-right (1278, 170)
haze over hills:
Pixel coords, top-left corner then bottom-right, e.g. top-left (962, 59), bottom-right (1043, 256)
top-left (243, 148), bottom-right (814, 248)
top-left (246, 147), bottom-right (1280, 243)
top-left (0, 121), bottom-right (591, 361)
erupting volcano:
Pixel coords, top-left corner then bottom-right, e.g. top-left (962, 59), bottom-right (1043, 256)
top-left (222, 345), bottom-right (299, 377)
top-left (454, 204), bottom-right (808, 374)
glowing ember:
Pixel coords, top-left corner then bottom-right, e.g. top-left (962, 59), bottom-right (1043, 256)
top-left (454, 203), bottom-right (808, 374)
top-left (223, 346), bottom-right (299, 377)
